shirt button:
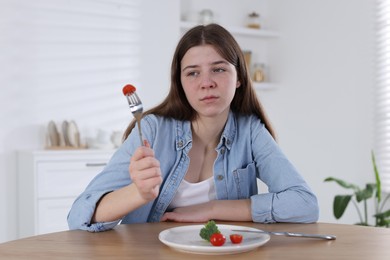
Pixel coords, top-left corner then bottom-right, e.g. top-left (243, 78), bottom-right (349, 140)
top-left (220, 148), bottom-right (225, 155)
top-left (177, 141), bottom-right (183, 147)
top-left (226, 140), bottom-right (231, 145)
top-left (217, 175), bottom-right (224, 181)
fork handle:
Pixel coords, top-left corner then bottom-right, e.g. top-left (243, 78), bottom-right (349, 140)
top-left (136, 118), bottom-right (144, 146)
top-left (284, 232), bottom-right (336, 240)
top-left (232, 229), bottom-right (336, 240)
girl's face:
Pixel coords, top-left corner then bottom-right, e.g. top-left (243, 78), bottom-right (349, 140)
top-left (180, 44), bottom-right (240, 120)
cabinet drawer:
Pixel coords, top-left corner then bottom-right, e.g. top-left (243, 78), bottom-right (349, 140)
top-left (37, 198), bottom-right (75, 234)
top-left (37, 160), bottom-right (107, 198)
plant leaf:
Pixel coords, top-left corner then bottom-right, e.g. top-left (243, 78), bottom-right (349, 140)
top-left (374, 209), bottom-right (390, 218)
top-left (355, 184), bottom-right (375, 202)
top-left (324, 177), bottom-right (360, 191)
top-left (372, 151), bottom-right (382, 202)
top-left (334, 195), bottom-right (352, 219)
top-left (375, 211), bottom-right (390, 227)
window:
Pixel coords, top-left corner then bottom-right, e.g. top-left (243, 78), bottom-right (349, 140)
top-left (0, 0), bottom-right (141, 134)
top-left (375, 0), bottom-right (390, 192)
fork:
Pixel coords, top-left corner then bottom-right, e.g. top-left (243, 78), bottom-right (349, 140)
top-left (231, 229), bottom-right (336, 240)
top-left (125, 91), bottom-right (144, 146)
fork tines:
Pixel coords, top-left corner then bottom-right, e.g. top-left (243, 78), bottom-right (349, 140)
top-left (125, 92), bottom-right (142, 107)
top-left (126, 92), bottom-right (139, 104)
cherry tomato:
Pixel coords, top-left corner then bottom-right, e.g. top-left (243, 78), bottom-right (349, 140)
top-left (210, 233), bottom-right (226, 246)
top-left (229, 234), bottom-right (243, 244)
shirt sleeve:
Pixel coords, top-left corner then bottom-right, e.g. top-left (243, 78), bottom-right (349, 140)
top-left (249, 119), bottom-right (319, 223)
top-left (67, 190), bottom-right (121, 232)
top-left (67, 134), bottom-right (139, 231)
top-left (67, 115), bottom-right (161, 231)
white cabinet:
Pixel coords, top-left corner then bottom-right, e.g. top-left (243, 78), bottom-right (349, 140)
top-left (17, 149), bottom-right (115, 238)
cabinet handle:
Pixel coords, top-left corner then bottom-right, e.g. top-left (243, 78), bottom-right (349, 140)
top-left (85, 163), bottom-right (107, 167)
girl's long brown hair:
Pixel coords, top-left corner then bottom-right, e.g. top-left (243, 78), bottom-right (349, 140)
top-left (123, 23), bottom-right (276, 140)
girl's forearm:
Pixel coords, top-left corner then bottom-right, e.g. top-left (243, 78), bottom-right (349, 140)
top-left (92, 183), bottom-right (147, 223)
top-left (210, 199), bottom-right (252, 221)
top-left (161, 199), bottom-right (253, 222)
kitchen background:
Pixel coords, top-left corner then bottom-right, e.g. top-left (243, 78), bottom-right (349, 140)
top-left (0, 0), bottom-right (376, 242)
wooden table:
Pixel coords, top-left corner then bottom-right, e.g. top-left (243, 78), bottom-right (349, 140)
top-left (1, 222), bottom-right (389, 259)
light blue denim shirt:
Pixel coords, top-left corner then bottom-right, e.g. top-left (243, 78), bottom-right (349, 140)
top-left (68, 111), bottom-right (319, 232)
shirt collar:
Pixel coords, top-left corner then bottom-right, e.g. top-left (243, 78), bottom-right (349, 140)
top-left (175, 110), bottom-right (236, 151)
top-left (219, 110), bottom-right (236, 150)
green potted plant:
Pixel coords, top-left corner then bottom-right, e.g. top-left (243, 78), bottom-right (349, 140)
top-left (324, 151), bottom-right (390, 227)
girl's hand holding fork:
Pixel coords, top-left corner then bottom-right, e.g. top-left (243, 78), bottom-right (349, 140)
top-left (129, 140), bottom-right (162, 203)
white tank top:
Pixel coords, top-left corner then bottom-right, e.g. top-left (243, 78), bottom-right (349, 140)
top-left (168, 177), bottom-right (217, 210)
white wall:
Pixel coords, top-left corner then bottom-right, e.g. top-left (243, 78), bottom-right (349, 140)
top-left (0, 0), bottom-right (376, 242)
top-left (267, 0), bottom-right (375, 224)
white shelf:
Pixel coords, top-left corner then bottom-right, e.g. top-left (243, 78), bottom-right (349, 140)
top-left (253, 82), bottom-right (276, 91)
top-left (180, 21), bottom-right (279, 38)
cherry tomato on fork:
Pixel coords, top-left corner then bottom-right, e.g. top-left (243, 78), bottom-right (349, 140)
top-left (210, 233), bottom-right (226, 246)
top-left (229, 234), bottom-right (243, 244)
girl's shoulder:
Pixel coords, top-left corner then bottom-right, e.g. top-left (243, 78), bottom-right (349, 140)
top-left (143, 114), bottom-right (190, 135)
top-left (143, 114), bottom-right (179, 126)
top-left (233, 112), bottom-right (263, 126)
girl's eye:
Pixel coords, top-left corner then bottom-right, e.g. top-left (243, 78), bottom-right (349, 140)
top-left (186, 71), bottom-right (199, 77)
top-left (213, 67), bottom-right (226, 73)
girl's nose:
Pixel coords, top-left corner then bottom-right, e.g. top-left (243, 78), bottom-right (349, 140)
top-left (200, 74), bottom-right (216, 89)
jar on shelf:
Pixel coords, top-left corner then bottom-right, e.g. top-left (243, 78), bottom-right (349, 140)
top-left (247, 12), bottom-right (261, 29)
top-left (253, 63), bottom-right (266, 82)
top-left (199, 9), bottom-right (214, 25)
top-left (243, 50), bottom-right (252, 69)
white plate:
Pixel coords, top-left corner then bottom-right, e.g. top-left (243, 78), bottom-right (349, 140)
top-left (47, 120), bottom-right (59, 147)
top-left (158, 224), bottom-right (270, 255)
top-left (62, 120), bottom-right (70, 146)
top-left (67, 120), bottom-right (80, 147)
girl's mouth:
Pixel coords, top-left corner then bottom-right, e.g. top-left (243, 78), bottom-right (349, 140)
top-left (200, 95), bottom-right (218, 101)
